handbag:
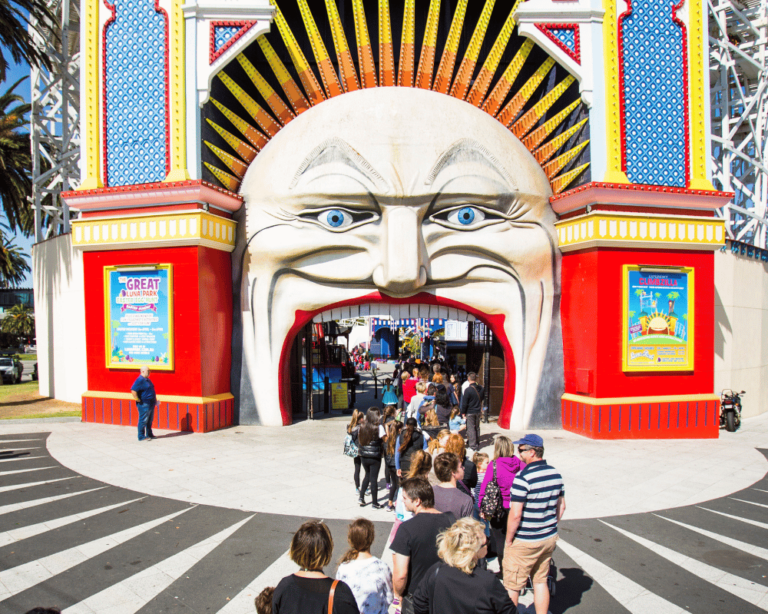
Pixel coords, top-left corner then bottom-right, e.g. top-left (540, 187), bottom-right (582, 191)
top-left (480, 460), bottom-right (505, 523)
top-left (343, 433), bottom-right (359, 458)
top-left (328, 578), bottom-right (338, 613)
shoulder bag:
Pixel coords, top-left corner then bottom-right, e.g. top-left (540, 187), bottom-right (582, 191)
top-left (343, 432), bottom-right (359, 458)
top-left (328, 578), bottom-right (338, 613)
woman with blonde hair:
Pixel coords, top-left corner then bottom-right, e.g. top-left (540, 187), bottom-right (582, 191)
top-left (336, 518), bottom-right (393, 614)
top-left (426, 428), bottom-right (450, 456)
top-left (273, 520), bottom-right (360, 613)
top-left (411, 518), bottom-right (515, 613)
top-left (478, 435), bottom-right (523, 574)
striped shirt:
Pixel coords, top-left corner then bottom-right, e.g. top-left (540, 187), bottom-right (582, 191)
top-left (509, 459), bottom-right (564, 541)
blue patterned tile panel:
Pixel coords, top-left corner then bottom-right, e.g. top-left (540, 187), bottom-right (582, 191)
top-left (104, 0), bottom-right (167, 186)
top-left (214, 26), bottom-right (242, 52)
top-left (621, 0), bottom-right (687, 187)
top-left (550, 28), bottom-right (576, 53)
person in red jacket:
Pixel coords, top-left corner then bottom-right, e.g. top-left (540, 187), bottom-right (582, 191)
top-left (402, 371), bottom-right (417, 407)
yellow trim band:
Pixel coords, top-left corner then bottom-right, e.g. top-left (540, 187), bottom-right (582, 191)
top-left (165, 0), bottom-right (190, 182)
top-left (602, 0), bottom-right (629, 184)
top-left (83, 391), bottom-right (235, 404)
top-left (80, 0), bottom-right (102, 190)
top-left (687, 0), bottom-right (714, 190)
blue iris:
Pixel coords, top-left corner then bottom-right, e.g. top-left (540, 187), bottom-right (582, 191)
top-left (457, 207), bottom-right (475, 225)
top-left (326, 209), bottom-right (345, 227)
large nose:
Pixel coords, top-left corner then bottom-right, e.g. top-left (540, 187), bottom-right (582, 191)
top-left (372, 207), bottom-right (428, 295)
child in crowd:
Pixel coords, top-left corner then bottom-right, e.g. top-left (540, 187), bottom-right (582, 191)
top-left (255, 586), bottom-right (274, 614)
top-left (448, 406), bottom-right (466, 434)
top-left (472, 451), bottom-right (491, 537)
top-left (336, 518), bottom-right (393, 614)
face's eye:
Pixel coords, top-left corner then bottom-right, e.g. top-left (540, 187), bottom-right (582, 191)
top-left (318, 209), bottom-right (352, 229)
top-left (446, 206), bottom-right (485, 227)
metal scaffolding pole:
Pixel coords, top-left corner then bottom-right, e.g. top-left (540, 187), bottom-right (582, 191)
top-left (709, 0), bottom-right (768, 248)
top-left (29, 0), bottom-right (80, 243)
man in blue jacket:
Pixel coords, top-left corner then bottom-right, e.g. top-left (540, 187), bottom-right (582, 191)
top-left (131, 366), bottom-right (159, 441)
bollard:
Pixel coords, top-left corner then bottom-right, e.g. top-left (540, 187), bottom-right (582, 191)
top-left (374, 374), bottom-right (378, 399)
top-left (324, 376), bottom-right (329, 413)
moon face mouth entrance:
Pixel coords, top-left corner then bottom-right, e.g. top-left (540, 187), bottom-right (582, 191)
top-left (279, 293), bottom-right (516, 425)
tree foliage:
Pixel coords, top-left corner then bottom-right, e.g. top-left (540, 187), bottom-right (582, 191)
top-left (1, 303), bottom-right (34, 342)
top-left (0, 78), bottom-right (34, 235)
top-left (0, 0), bottom-right (57, 83)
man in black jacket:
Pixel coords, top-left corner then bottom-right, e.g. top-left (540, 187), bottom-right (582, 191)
top-left (460, 372), bottom-right (483, 451)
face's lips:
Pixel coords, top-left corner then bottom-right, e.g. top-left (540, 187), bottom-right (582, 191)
top-left (278, 293), bottom-right (518, 426)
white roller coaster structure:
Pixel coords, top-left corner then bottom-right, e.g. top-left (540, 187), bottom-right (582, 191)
top-left (28, 0), bottom-right (768, 253)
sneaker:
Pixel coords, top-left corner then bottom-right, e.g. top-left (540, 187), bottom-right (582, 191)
top-left (359, 498), bottom-right (366, 507)
top-left (366, 487), bottom-right (371, 495)
top-left (372, 502), bottom-right (384, 509)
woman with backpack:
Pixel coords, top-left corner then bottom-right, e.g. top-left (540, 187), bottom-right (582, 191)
top-left (354, 408), bottom-right (386, 509)
top-left (345, 409), bottom-right (364, 494)
top-left (394, 417), bottom-right (429, 476)
top-left (478, 436), bottom-right (523, 575)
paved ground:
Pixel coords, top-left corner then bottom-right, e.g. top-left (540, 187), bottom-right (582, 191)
top-left (0, 365), bottom-right (766, 613)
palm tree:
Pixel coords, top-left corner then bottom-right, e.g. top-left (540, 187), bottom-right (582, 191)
top-left (0, 222), bottom-right (30, 287)
top-left (0, 78), bottom-right (34, 234)
top-left (0, 0), bottom-right (57, 82)
top-left (1, 302), bottom-right (34, 342)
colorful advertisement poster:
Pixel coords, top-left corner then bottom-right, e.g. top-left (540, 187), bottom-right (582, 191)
top-left (622, 266), bottom-right (694, 371)
top-left (105, 265), bottom-right (174, 370)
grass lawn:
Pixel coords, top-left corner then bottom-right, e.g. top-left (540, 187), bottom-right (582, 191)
top-left (18, 354), bottom-right (37, 360)
top-left (0, 380), bottom-right (81, 419)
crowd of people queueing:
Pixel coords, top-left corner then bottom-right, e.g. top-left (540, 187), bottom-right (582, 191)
top-left (254, 427), bottom-right (565, 614)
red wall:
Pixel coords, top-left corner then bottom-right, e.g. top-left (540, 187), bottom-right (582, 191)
top-left (83, 246), bottom-right (232, 397)
top-left (560, 248), bottom-right (714, 398)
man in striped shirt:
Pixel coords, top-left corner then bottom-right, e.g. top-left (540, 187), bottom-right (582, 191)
top-left (503, 434), bottom-right (565, 614)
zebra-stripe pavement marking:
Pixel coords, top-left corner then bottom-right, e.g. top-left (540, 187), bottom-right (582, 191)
top-left (0, 486), bottom-right (107, 516)
top-left (697, 506), bottom-right (768, 530)
top-left (0, 466), bottom-right (58, 477)
top-left (0, 456), bottom-right (46, 463)
top-left (63, 515), bottom-right (254, 614)
top-left (216, 548), bottom-right (297, 614)
top-left (0, 476), bottom-right (79, 494)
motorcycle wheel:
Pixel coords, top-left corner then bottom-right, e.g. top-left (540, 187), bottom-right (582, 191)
top-left (726, 411), bottom-right (736, 432)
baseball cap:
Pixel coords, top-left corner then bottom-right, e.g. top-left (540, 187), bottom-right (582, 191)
top-left (513, 434), bottom-right (544, 447)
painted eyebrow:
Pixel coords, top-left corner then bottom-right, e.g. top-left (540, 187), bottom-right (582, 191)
top-left (290, 137), bottom-right (385, 190)
top-left (425, 138), bottom-right (516, 190)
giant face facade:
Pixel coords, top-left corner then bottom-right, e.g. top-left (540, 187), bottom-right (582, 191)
top-left (235, 87), bottom-right (563, 429)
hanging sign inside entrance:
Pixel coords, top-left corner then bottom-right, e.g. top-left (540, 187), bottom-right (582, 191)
top-left (105, 264), bottom-right (174, 370)
top-left (331, 382), bottom-right (348, 410)
top-left (622, 266), bottom-right (693, 371)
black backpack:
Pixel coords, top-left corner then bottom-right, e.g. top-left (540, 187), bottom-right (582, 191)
top-left (480, 461), bottom-right (505, 523)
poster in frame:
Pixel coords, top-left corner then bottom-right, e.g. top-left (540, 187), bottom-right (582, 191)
top-left (622, 265), bottom-right (694, 372)
top-left (104, 264), bottom-right (174, 370)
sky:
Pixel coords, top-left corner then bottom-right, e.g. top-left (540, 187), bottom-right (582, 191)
top-left (2, 54), bottom-right (37, 288)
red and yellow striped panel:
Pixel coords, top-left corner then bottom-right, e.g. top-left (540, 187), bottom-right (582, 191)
top-left (466, 0), bottom-right (522, 107)
top-left (205, 141), bottom-right (249, 178)
top-left (415, 0), bottom-right (441, 90)
top-left (482, 40), bottom-right (533, 117)
top-left (449, 0), bottom-right (495, 100)
top-left (217, 73), bottom-right (281, 137)
top-left (378, 0), bottom-right (395, 86)
top-left (496, 57), bottom-right (554, 127)
top-left (397, 0), bottom-right (416, 87)
top-left (523, 100), bottom-right (580, 154)
top-left (237, 55), bottom-right (294, 125)
top-left (297, 0), bottom-right (343, 98)
top-left (257, 36), bottom-right (310, 115)
top-left (206, 119), bottom-right (257, 163)
top-left (543, 140), bottom-right (589, 179)
top-left (211, 98), bottom-right (270, 151)
top-left (551, 162), bottom-right (589, 194)
top-left (511, 75), bottom-right (575, 138)
top-left (432, 0), bottom-right (467, 94)
top-left (204, 162), bottom-right (240, 192)
top-left (351, 0), bottom-right (377, 88)
top-left (273, 6), bottom-right (325, 106)
top-left (532, 116), bottom-right (587, 164)
top-left (325, 0), bottom-right (360, 93)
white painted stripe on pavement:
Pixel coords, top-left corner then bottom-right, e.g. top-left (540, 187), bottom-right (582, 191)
top-left (0, 439), bottom-right (46, 444)
top-left (216, 549), bottom-right (298, 614)
top-left (0, 487), bottom-right (107, 516)
top-left (0, 466), bottom-right (56, 477)
top-left (752, 488), bottom-right (768, 494)
top-left (63, 515), bottom-right (254, 614)
top-left (556, 537), bottom-right (688, 614)
top-left (730, 497), bottom-right (768, 510)
top-left (654, 514), bottom-right (768, 562)
top-left (0, 476), bottom-right (79, 494)
top-left (0, 498), bottom-right (146, 548)
top-left (0, 455), bottom-right (46, 463)
top-left (601, 521), bottom-right (768, 609)
top-left (0, 506), bottom-right (194, 601)
top-left (697, 506), bottom-right (768, 531)
top-left (0, 447), bottom-right (43, 452)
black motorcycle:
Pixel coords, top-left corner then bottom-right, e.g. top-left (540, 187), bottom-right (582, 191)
top-left (720, 389), bottom-right (745, 432)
